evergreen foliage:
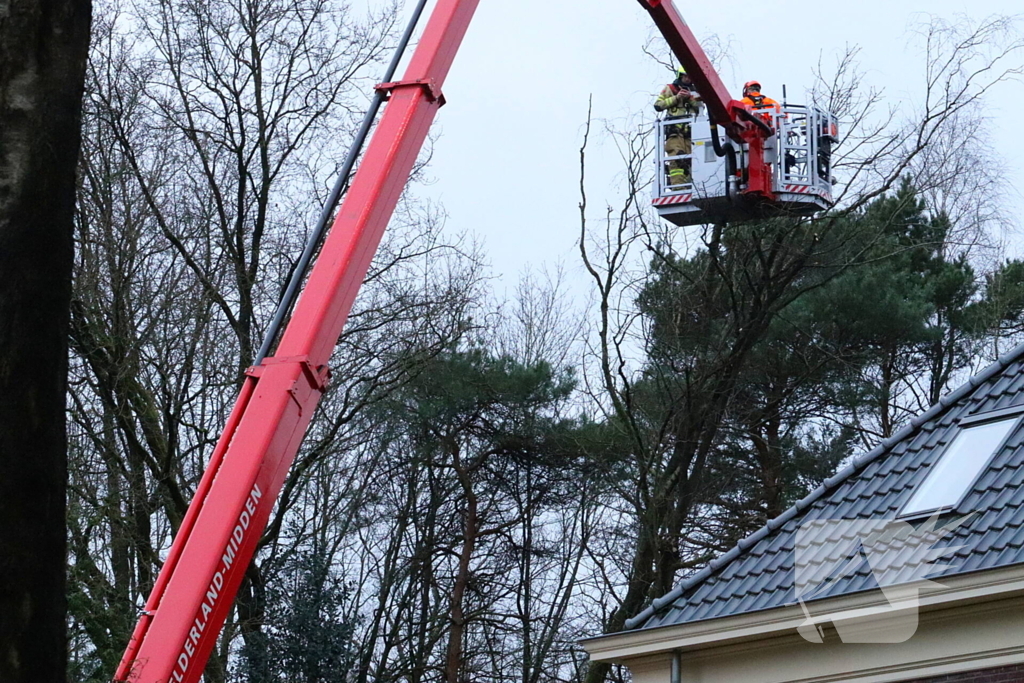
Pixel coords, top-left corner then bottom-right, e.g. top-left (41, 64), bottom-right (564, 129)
top-left (237, 549), bottom-right (358, 683)
top-left (625, 178), bottom-right (1024, 550)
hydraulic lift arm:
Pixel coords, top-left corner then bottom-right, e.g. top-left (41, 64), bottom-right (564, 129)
top-left (113, 2), bottom-right (755, 681)
top-left (112, 1), bottom-right (480, 681)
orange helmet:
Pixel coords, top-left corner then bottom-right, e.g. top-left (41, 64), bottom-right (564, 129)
top-left (743, 80), bottom-right (762, 96)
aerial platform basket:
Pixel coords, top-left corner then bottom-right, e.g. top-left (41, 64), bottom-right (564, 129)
top-left (653, 104), bottom-right (839, 227)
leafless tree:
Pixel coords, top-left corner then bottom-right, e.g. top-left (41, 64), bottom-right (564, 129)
top-left (67, 0), bottom-right (485, 679)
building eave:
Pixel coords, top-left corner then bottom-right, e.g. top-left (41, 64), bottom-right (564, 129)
top-left (582, 562), bottom-right (1024, 664)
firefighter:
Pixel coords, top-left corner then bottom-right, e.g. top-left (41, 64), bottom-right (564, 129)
top-left (741, 80), bottom-right (781, 126)
top-left (654, 67), bottom-right (701, 187)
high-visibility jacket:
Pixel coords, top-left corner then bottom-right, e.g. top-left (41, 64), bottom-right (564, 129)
top-left (655, 83), bottom-right (701, 119)
top-left (742, 93), bottom-right (781, 125)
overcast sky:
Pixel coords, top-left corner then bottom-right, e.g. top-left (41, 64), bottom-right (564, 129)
top-left (380, 0), bottom-right (1024, 300)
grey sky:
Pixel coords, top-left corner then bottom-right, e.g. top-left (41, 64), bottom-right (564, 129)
top-left (389, 0), bottom-right (1024, 295)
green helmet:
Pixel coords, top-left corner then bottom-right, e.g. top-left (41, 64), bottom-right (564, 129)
top-left (676, 66), bottom-right (687, 79)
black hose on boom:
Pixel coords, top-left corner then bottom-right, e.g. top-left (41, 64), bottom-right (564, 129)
top-left (254, 0), bottom-right (432, 365)
top-left (710, 122), bottom-right (738, 202)
top-left (709, 122), bottom-right (725, 157)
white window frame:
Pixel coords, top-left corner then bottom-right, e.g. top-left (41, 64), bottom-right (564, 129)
top-left (898, 407), bottom-right (1024, 518)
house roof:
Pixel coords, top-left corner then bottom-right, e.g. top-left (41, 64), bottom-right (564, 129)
top-left (627, 341), bottom-right (1024, 631)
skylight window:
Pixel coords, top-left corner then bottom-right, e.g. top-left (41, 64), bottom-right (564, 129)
top-left (901, 417), bottom-right (1018, 517)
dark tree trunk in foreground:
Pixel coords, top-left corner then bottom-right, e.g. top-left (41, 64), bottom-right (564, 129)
top-left (0, 0), bottom-right (91, 680)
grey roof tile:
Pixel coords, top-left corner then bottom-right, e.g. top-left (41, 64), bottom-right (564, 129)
top-left (746, 587), bottom-right (786, 612)
top-left (842, 494), bottom-right (880, 519)
top-left (1006, 371), bottom-right (1024, 393)
top-left (729, 572), bottom-right (765, 598)
top-left (991, 544), bottom-right (1024, 566)
top-left (989, 486), bottom-right (1019, 510)
top-left (980, 504), bottom-right (1019, 532)
top-left (985, 372), bottom-right (1017, 397)
top-left (991, 445), bottom-right (1023, 469)
top-left (627, 341), bottom-right (1024, 632)
top-left (1008, 467), bottom-right (1024, 487)
top-left (973, 465), bottom-right (1011, 491)
top-left (954, 552), bottom-right (986, 573)
top-left (922, 427), bottom-right (950, 450)
top-left (970, 487), bottom-right (1007, 510)
top-left (991, 395), bottom-right (1024, 411)
top-left (890, 466), bottom-right (922, 492)
top-left (986, 524), bottom-right (1023, 553)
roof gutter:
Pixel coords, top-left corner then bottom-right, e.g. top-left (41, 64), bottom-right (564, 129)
top-left (584, 563), bottom-right (1024, 663)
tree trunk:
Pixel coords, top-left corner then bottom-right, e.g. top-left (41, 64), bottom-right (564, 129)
top-left (0, 0), bottom-right (91, 680)
top-left (584, 527), bottom-right (659, 683)
top-left (446, 459), bottom-right (478, 683)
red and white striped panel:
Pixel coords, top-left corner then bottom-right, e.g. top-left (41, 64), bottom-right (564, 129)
top-left (652, 194), bottom-right (693, 206)
top-left (782, 185), bottom-right (834, 203)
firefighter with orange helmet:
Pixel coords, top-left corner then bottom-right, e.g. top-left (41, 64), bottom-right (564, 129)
top-left (741, 80), bottom-right (781, 127)
top-left (654, 67), bottom-right (702, 188)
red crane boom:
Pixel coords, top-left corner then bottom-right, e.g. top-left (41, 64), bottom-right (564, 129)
top-left (638, 0), bottom-right (734, 127)
top-left (112, 2), bottom-right (762, 681)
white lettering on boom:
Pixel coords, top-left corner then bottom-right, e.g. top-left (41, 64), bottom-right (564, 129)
top-left (172, 483), bottom-right (263, 682)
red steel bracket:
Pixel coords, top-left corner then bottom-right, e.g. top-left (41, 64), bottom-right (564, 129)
top-left (725, 100), bottom-right (777, 201)
top-left (375, 79), bottom-right (446, 107)
top-left (243, 357), bottom-right (330, 415)
top-left (246, 356), bottom-right (330, 393)
top-left (254, 355), bottom-right (330, 393)
top-left (730, 102), bottom-right (774, 138)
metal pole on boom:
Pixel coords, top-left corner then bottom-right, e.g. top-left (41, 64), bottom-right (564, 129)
top-left (254, 0), bottom-right (431, 365)
top-left (113, 1), bottom-right (481, 680)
